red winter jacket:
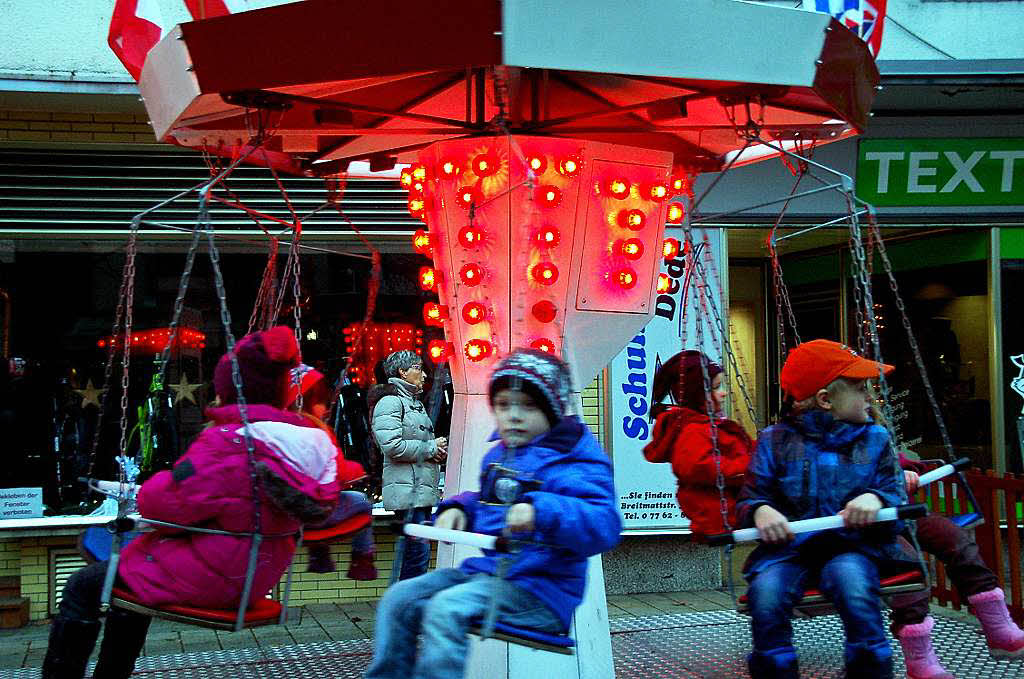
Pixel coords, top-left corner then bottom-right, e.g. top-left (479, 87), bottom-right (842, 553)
top-left (118, 404), bottom-right (340, 609)
top-left (643, 406), bottom-right (755, 539)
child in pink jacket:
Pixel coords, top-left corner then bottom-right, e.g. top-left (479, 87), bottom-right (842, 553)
top-left (42, 326), bottom-right (339, 679)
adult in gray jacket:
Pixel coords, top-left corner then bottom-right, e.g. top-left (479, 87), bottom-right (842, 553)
top-left (369, 350), bottom-right (447, 579)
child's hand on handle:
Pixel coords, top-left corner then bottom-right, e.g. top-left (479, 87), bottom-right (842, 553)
top-left (904, 470), bottom-right (920, 495)
top-left (433, 508), bottom-right (466, 533)
top-left (504, 502), bottom-right (535, 535)
top-left (754, 505), bottom-right (794, 544)
top-left (839, 492), bottom-right (882, 528)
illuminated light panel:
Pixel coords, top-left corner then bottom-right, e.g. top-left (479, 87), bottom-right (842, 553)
top-left (536, 185), bottom-right (562, 208)
top-left (530, 338), bottom-right (556, 354)
top-left (423, 302), bottom-right (448, 326)
top-left (456, 186), bottom-right (478, 208)
top-left (472, 151), bottom-right (499, 177)
top-left (617, 238), bottom-right (645, 260)
top-left (557, 154), bottom-right (582, 177)
top-left (614, 267), bottom-right (638, 289)
top-left (666, 202), bottom-right (685, 224)
top-left (663, 238), bottom-right (681, 260)
top-left (531, 262), bottom-right (559, 286)
top-left (532, 300), bottom-right (557, 323)
top-left (408, 196), bottom-right (426, 219)
top-left (418, 266), bottom-right (437, 291)
top-left (427, 339), bottom-right (449, 362)
top-left (459, 262), bottom-right (484, 286)
top-left (526, 154), bottom-right (547, 175)
top-left (412, 229), bottom-right (432, 255)
top-left (439, 159), bottom-right (461, 178)
top-left (606, 178), bottom-right (630, 200)
top-left (458, 225), bottom-right (484, 248)
top-left (646, 182), bottom-right (669, 202)
top-left (616, 209), bottom-right (646, 231)
top-left (97, 327), bottom-right (206, 354)
top-left (464, 339), bottom-right (494, 362)
top-left (462, 301), bottom-right (488, 324)
top-left (657, 273), bottom-right (672, 293)
top-left (535, 226), bottom-right (560, 248)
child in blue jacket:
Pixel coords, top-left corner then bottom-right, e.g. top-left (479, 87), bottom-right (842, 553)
top-left (364, 348), bottom-right (622, 679)
top-left (736, 340), bottom-right (916, 679)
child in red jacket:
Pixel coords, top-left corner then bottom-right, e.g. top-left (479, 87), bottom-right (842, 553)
top-left (643, 350), bottom-right (754, 539)
top-left (288, 365), bottom-right (378, 580)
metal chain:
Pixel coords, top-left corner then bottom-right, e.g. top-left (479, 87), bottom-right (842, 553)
top-left (200, 188), bottom-right (261, 534)
top-left (289, 224), bottom-right (305, 411)
top-left (87, 217), bottom-right (140, 483)
top-left (867, 216), bottom-right (956, 459)
top-left (156, 220), bottom-right (206, 391)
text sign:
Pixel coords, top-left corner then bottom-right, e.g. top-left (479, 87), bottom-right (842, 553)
top-left (0, 488), bottom-right (43, 519)
top-left (857, 138), bottom-right (1024, 207)
top-left (608, 228), bottom-right (724, 531)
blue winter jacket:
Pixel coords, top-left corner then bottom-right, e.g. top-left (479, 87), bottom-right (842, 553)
top-left (436, 416), bottom-right (622, 630)
top-left (735, 410), bottom-right (912, 581)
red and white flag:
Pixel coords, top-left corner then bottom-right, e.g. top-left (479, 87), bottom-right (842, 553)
top-left (804, 0), bottom-right (888, 58)
top-left (108, 0), bottom-right (167, 80)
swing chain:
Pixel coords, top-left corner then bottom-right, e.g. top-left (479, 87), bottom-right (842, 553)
top-left (156, 218), bottom-right (206, 394)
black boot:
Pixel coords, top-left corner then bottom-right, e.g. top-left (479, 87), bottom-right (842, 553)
top-left (41, 615), bottom-right (101, 679)
top-left (91, 608), bottom-right (152, 679)
top-left (748, 648), bottom-right (799, 679)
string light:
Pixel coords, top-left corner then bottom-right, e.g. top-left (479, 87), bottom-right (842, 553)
top-left (526, 154), bottom-right (547, 175)
top-left (423, 302), bottom-right (448, 326)
top-left (666, 202), bottom-right (685, 224)
top-left (606, 178), bottom-right (630, 200)
top-left (535, 226), bottom-right (560, 247)
top-left (458, 225), bottom-right (484, 248)
top-left (657, 273), bottom-right (672, 293)
top-left (412, 229), bottom-right (432, 255)
top-left (646, 182), bottom-right (669, 201)
top-left (464, 339), bottom-right (494, 362)
top-left (472, 151), bottom-right (499, 177)
top-left (531, 262), bottom-right (559, 286)
top-left (418, 266), bottom-right (437, 291)
top-left (427, 339), bottom-right (449, 362)
top-left (613, 267), bottom-right (637, 289)
top-left (439, 159), bottom-right (460, 178)
top-left (557, 154), bottom-right (582, 177)
top-left (462, 302), bottom-right (488, 324)
top-left (662, 238), bottom-right (681, 260)
top-left (616, 209), bottom-right (645, 230)
top-left (617, 238), bottom-right (645, 260)
top-left (459, 263), bottom-right (484, 286)
top-left (536, 185), bottom-right (562, 208)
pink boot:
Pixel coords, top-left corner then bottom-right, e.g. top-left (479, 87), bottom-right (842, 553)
top-left (346, 550), bottom-right (378, 581)
top-left (968, 587), bottom-right (1024, 658)
top-left (896, 617), bottom-right (954, 679)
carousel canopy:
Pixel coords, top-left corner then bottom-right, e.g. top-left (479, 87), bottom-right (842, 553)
top-left (137, 0), bottom-right (879, 175)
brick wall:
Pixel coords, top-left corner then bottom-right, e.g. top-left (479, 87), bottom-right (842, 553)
top-left (0, 110), bottom-right (155, 144)
top-left (0, 539), bottom-right (19, 578)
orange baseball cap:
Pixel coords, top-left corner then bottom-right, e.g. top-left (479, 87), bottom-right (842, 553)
top-left (779, 339), bottom-right (894, 401)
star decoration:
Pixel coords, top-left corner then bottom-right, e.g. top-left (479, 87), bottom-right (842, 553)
top-left (74, 380), bottom-right (106, 409)
top-left (169, 374), bottom-right (203, 405)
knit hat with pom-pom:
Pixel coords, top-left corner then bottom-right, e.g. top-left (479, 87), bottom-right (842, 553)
top-left (213, 326), bottom-right (300, 408)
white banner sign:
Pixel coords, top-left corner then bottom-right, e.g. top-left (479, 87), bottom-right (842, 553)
top-left (608, 227), bottom-right (725, 531)
top-left (0, 488), bottom-right (43, 520)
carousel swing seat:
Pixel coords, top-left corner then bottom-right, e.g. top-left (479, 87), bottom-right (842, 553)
top-left (109, 587), bottom-right (283, 631)
top-left (468, 618), bottom-right (576, 655)
top-left (300, 512), bottom-right (372, 544)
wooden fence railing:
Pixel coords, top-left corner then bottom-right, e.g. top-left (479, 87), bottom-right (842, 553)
top-left (913, 468), bottom-right (1024, 624)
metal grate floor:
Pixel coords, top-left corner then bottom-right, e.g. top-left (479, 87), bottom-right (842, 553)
top-left (2, 611), bottom-right (1019, 677)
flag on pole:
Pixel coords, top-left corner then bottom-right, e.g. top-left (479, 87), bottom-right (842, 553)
top-left (107, 0), bottom-right (166, 80)
top-left (804, 0), bottom-right (888, 58)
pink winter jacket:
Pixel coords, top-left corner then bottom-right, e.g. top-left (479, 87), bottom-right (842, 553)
top-left (118, 404), bottom-right (340, 608)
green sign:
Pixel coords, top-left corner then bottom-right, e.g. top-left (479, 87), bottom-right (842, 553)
top-left (857, 138), bottom-right (1024, 207)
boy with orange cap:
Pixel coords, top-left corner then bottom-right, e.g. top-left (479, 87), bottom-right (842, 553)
top-left (736, 339), bottom-right (915, 679)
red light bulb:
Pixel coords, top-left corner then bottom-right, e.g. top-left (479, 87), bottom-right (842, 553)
top-left (657, 273), bottom-right (672, 294)
top-left (427, 339), bottom-right (448, 362)
top-left (456, 186), bottom-right (478, 208)
top-left (459, 262), bottom-right (484, 286)
top-left (666, 202), bottom-right (685, 224)
top-left (458, 225), bottom-right (483, 248)
top-left (464, 339), bottom-right (494, 362)
top-left (536, 185), bottom-right (562, 208)
top-left (408, 196), bottom-right (426, 219)
top-left (618, 238), bottom-right (644, 260)
top-left (423, 302), bottom-right (448, 327)
top-left (557, 154), bottom-right (582, 177)
top-left (532, 300), bottom-right (557, 323)
top-left (526, 154), bottom-right (547, 175)
top-left (670, 175), bottom-right (687, 193)
top-left (439, 159), bottom-right (460, 178)
top-left (412, 229), bottom-right (432, 255)
top-left (646, 182), bottom-right (669, 202)
top-left (662, 238), bottom-right (681, 260)
top-left (472, 151), bottom-right (499, 177)
top-left (614, 267), bottom-right (638, 289)
top-left (531, 262), bottom-right (559, 286)
top-left (399, 167), bottom-right (413, 190)
top-left (606, 178), bottom-right (630, 200)
top-left (530, 338), bottom-right (556, 354)
top-left (616, 209), bottom-right (646, 231)
top-left (418, 266), bottom-right (437, 291)
top-left (410, 163), bottom-right (427, 182)
top-left (462, 302), bottom-right (487, 324)
top-left (535, 226), bottom-right (560, 247)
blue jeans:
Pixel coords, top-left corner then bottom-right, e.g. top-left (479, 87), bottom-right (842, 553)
top-left (747, 551), bottom-right (892, 676)
top-left (394, 507), bottom-right (431, 580)
top-left (364, 568), bottom-right (563, 679)
top-left (307, 490), bottom-right (375, 554)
